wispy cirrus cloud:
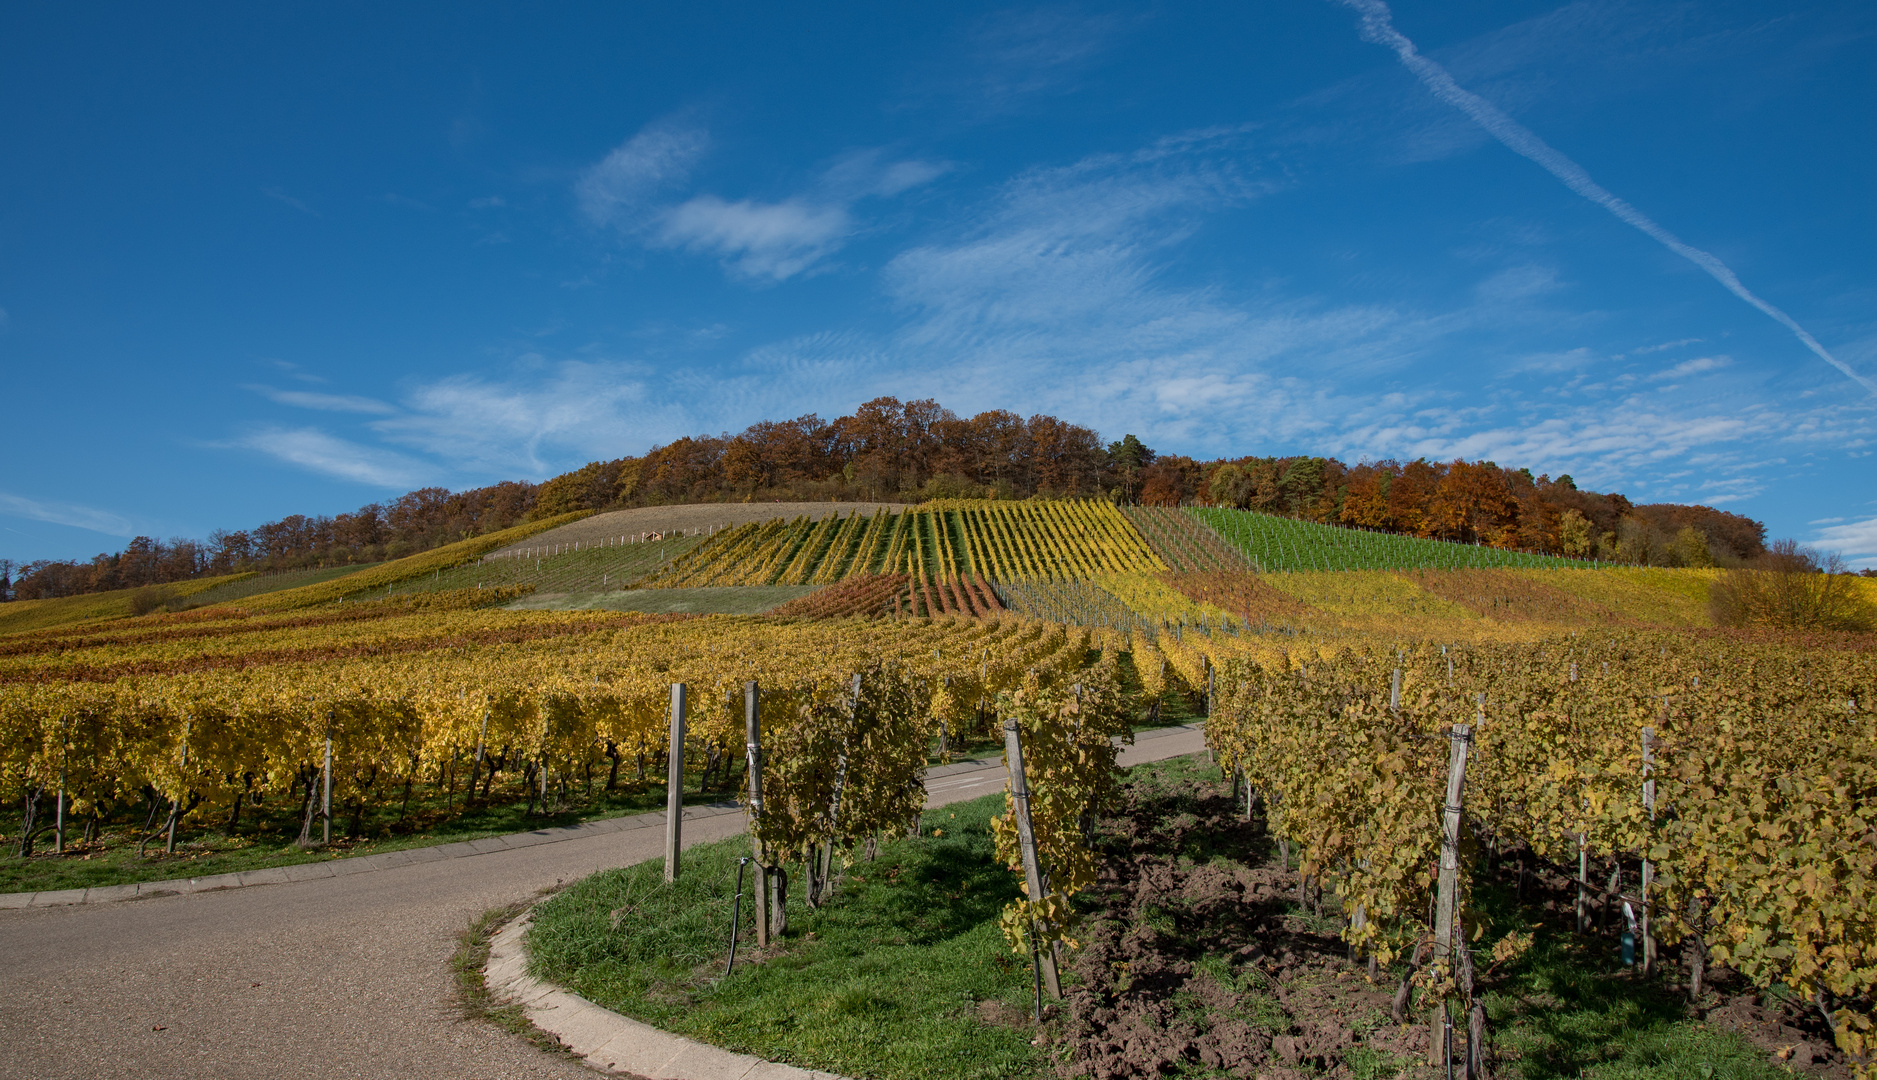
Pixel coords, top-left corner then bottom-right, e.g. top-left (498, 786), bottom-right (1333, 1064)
top-left (1335, 0), bottom-right (1877, 398)
top-left (575, 119), bottom-right (711, 228)
top-left (262, 186), bottom-right (318, 217)
top-left (370, 359), bottom-right (691, 477)
top-left (576, 118), bottom-right (945, 282)
top-left (654, 197), bottom-right (852, 282)
top-left (940, 7), bottom-right (1124, 112)
top-left (0, 492), bottom-right (138, 536)
top-left (230, 427), bottom-right (433, 489)
top-left (245, 384), bottom-right (398, 414)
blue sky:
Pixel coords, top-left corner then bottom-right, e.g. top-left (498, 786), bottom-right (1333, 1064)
top-left (3, 1), bottom-right (1873, 566)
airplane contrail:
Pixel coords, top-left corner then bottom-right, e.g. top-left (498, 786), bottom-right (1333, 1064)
top-left (1336, 0), bottom-right (1876, 397)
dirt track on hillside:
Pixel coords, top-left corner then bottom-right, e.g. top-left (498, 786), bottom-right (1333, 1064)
top-left (491, 502), bottom-right (903, 556)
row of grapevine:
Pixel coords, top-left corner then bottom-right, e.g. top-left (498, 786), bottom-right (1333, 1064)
top-left (1193, 507), bottom-right (1603, 573)
top-left (1122, 505), bottom-right (1252, 572)
top-left (1205, 632), bottom-right (1876, 1071)
top-left (650, 501), bottom-right (1166, 588)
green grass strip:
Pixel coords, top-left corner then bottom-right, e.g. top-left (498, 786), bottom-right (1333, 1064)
top-left (527, 790), bottom-right (1045, 1080)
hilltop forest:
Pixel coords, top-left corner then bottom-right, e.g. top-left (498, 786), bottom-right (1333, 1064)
top-left (4, 396), bottom-right (1765, 600)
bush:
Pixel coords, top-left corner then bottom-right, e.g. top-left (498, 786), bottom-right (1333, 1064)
top-left (1709, 540), bottom-right (1875, 632)
top-left (126, 585), bottom-right (179, 616)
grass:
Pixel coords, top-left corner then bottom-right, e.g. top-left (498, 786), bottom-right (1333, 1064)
top-left (0, 767), bottom-right (739, 895)
top-left (452, 892), bottom-right (581, 1059)
top-left (240, 511), bottom-right (592, 611)
top-left (1481, 919), bottom-right (1793, 1080)
top-left (0, 572), bottom-right (257, 636)
top-left (526, 789), bottom-right (1047, 1080)
top-left (383, 533), bottom-right (707, 597)
top-left (177, 563), bottom-right (385, 608)
top-left (1440, 858), bottom-right (1798, 1080)
top-left (505, 584), bottom-right (819, 615)
top-left (1192, 507), bottom-right (1602, 572)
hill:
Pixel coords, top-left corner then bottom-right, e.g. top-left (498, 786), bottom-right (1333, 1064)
top-left (6, 396), bottom-right (1770, 607)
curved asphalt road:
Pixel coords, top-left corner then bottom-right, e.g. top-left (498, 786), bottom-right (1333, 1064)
top-left (0, 725), bottom-right (1205, 1080)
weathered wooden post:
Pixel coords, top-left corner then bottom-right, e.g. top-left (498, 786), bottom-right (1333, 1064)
top-left (1003, 717), bottom-right (1061, 1000)
top-left (322, 715), bottom-right (333, 847)
top-left (468, 709), bottom-right (490, 799)
top-left (664, 683), bottom-right (686, 883)
top-left (55, 714), bottom-right (69, 854)
top-left (744, 680), bottom-right (770, 946)
top-left (1429, 718), bottom-right (1473, 1066)
top-left (1641, 721), bottom-right (1657, 976)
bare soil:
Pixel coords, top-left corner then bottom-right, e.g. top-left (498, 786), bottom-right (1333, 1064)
top-left (1056, 759), bottom-right (1854, 1080)
top-left (491, 502), bottom-right (901, 555)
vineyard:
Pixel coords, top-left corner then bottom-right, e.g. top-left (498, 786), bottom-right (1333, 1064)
top-left (1193, 507), bottom-right (1603, 572)
top-left (1207, 632), bottom-right (1877, 1074)
top-left (5, 493), bottom-right (1875, 1075)
top-left (649, 501), bottom-right (1163, 587)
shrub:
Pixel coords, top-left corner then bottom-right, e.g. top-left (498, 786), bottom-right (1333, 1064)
top-left (1709, 540), bottom-right (1875, 632)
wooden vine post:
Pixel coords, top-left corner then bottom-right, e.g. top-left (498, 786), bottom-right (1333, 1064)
top-left (55, 714), bottom-right (69, 854)
top-left (743, 679), bottom-right (770, 946)
top-left (664, 683), bottom-right (686, 883)
top-left (1002, 717), bottom-right (1062, 1000)
top-left (1641, 722), bottom-right (1657, 977)
top-left (321, 717), bottom-right (333, 847)
top-left (469, 708), bottom-right (490, 801)
top-left (1429, 719), bottom-right (1473, 1067)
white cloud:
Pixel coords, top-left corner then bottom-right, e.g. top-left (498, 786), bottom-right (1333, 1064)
top-left (1813, 516), bottom-right (1877, 568)
top-left (820, 150), bottom-right (950, 199)
top-left (372, 360), bottom-right (691, 477)
top-left (232, 427), bottom-right (434, 489)
top-left (0, 492), bottom-right (138, 536)
top-left (1628, 338), bottom-right (1704, 355)
top-left (245, 384), bottom-right (397, 414)
top-left (1473, 264), bottom-right (1561, 302)
top-left (468, 195), bottom-right (506, 209)
top-left (1648, 355), bottom-right (1729, 380)
top-left (575, 120), bottom-right (710, 227)
top-left (955, 8), bottom-right (1122, 110)
top-left (655, 196), bottom-right (851, 282)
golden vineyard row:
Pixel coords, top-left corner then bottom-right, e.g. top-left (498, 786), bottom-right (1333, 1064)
top-left (1205, 634), bottom-right (1876, 1069)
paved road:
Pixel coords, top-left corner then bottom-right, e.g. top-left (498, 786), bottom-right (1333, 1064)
top-left (0, 725), bottom-right (1205, 1080)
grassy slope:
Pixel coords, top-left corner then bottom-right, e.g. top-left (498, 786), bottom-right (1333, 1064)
top-left (178, 563), bottom-right (385, 608)
top-left (387, 533), bottom-right (704, 596)
top-left (0, 571), bottom-right (257, 636)
top-left (528, 790), bottom-right (1043, 1080)
top-left (240, 511), bottom-right (591, 611)
top-left (0, 512), bottom-right (590, 635)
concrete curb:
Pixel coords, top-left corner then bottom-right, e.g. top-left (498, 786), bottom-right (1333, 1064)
top-left (486, 906), bottom-right (846, 1080)
top-left (0, 722), bottom-right (1205, 912)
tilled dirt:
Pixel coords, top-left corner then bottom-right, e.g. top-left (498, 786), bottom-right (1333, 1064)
top-left (1053, 763), bottom-right (1855, 1080)
top-left (1057, 767), bottom-right (1418, 1079)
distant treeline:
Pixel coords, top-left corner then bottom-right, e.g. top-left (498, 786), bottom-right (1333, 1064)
top-left (3, 396), bottom-right (1770, 601)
